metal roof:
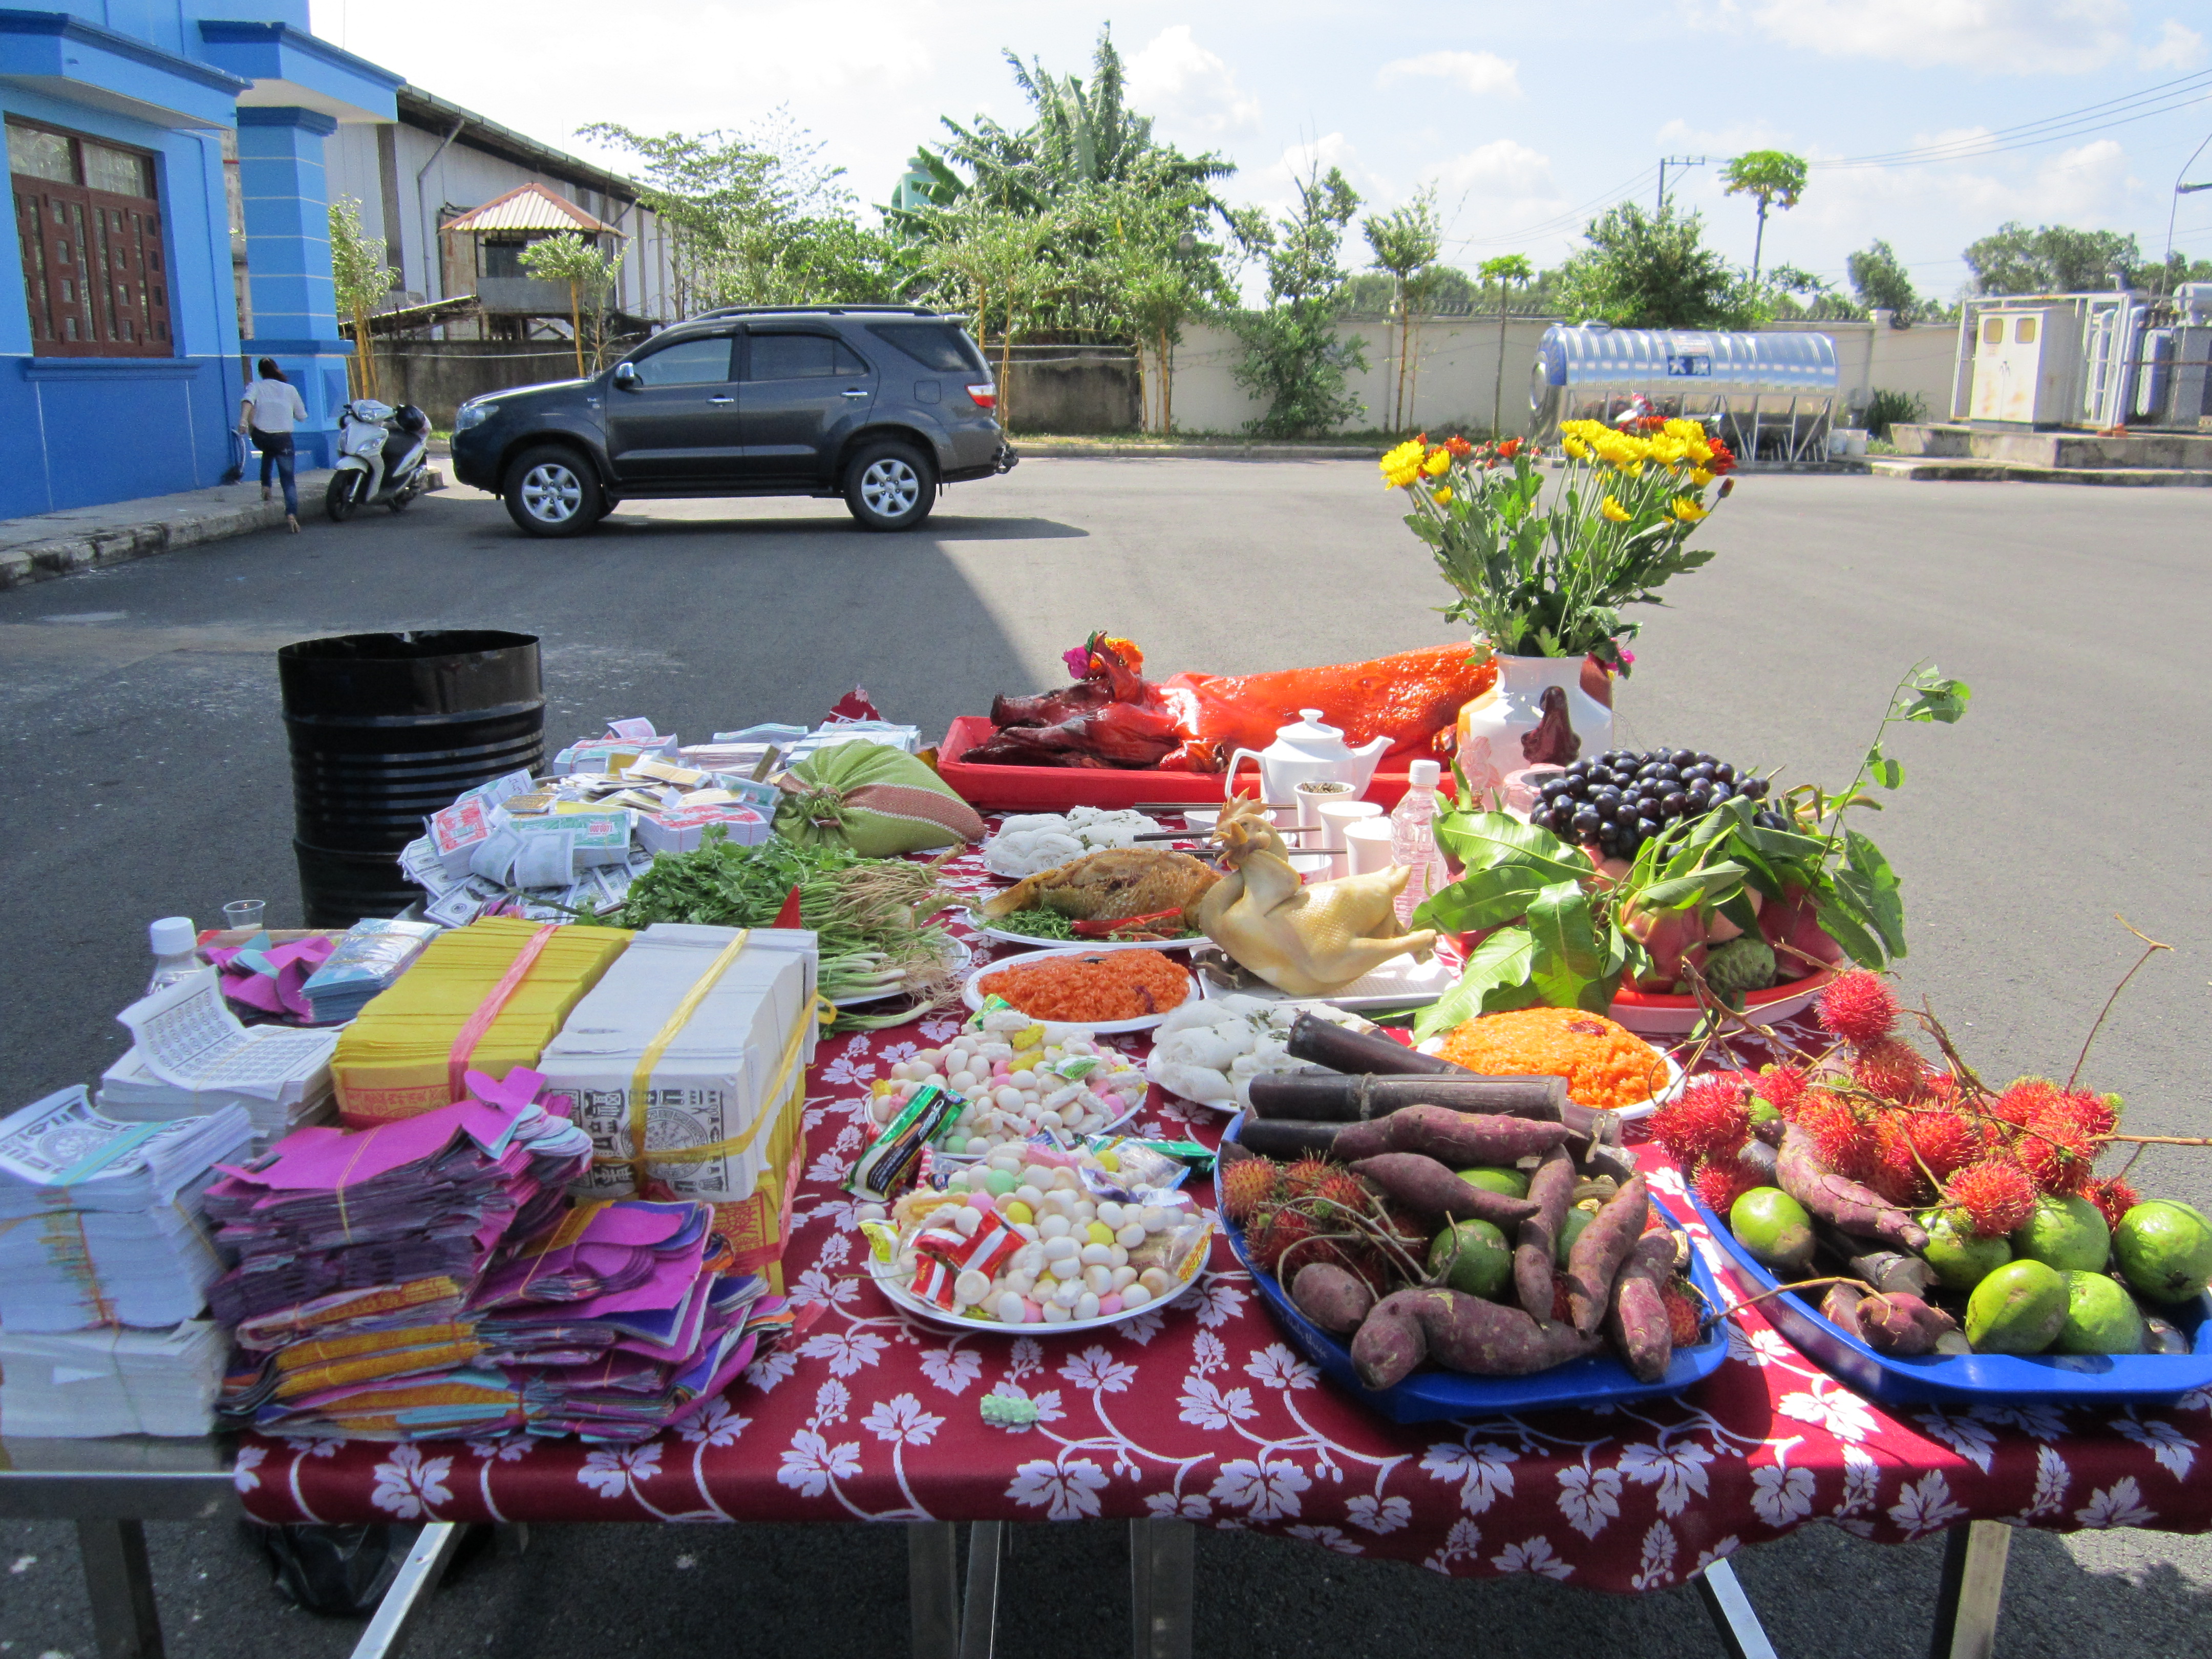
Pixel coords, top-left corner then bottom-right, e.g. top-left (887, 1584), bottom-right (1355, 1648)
top-left (397, 84), bottom-right (642, 204)
top-left (1536, 324), bottom-right (1838, 394)
top-left (440, 183), bottom-right (621, 237)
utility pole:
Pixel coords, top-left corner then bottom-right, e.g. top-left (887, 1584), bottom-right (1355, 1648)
top-left (2166, 126), bottom-right (2212, 274)
top-left (1657, 156), bottom-right (1706, 215)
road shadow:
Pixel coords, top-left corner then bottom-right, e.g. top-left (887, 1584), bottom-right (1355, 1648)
top-left (588, 512), bottom-right (1089, 542)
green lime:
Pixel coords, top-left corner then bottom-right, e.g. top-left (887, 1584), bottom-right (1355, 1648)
top-left (1964, 1259), bottom-right (2068, 1353)
top-left (1919, 1210), bottom-right (2012, 1291)
top-left (2115, 1202), bottom-right (2212, 1305)
top-left (2011, 1194), bottom-right (2112, 1273)
top-left (1457, 1166), bottom-right (1531, 1201)
top-left (1556, 1204), bottom-right (1596, 1267)
top-left (1729, 1188), bottom-right (1815, 1277)
top-left (1747, 1097), bottom-right (1781, 1127)
top-left (2056, 1271), bottom-right (2147, 1355)
top-left (1429, 1219), bottom-right (1512, 1300)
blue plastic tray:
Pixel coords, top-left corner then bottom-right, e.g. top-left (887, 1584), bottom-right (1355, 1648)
top-left (1688, 1195), bottom-right (2212, 1406)
top-left (1217, 1116), bottom-right (1729, 1424)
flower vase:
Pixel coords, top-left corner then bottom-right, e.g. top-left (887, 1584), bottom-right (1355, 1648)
top-left (1454, 654), bottom-right (1615, 802)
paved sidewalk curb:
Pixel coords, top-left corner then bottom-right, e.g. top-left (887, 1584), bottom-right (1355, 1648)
top-left (0, 466), bottom-right (442, 590)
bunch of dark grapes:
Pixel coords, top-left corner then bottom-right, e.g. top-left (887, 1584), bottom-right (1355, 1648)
top-left (1530, 748), bottom-right (1786, 861)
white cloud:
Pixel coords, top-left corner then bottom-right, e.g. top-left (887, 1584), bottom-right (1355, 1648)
top-left (1740, 0), bottom-right (2132, 74)
top-left (1433, 139), bottom-right (1556, 198)
top-left (2140, 18), bottom-right (2207, 68)
top-left (1375, 51), bottom-right (1523, 99)
top-left (1126, 25), bottom-right (1262, 135)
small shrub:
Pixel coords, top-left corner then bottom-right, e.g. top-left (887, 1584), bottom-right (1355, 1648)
top-left (1862, 389), bottom-right (1927, 441)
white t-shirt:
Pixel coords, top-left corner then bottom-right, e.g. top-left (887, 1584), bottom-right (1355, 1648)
top-left (242, 378), bottom-right (308, 434)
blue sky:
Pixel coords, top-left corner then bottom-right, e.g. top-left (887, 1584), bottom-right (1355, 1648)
top-left (312, 0), bottom-right (2212, 301)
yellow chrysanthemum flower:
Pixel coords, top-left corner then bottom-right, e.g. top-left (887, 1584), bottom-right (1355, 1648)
top-left (1669, 497), bottom-right (1709, 523)
top-left (1600, 495), bottom-right (1629, 522)
top-left (1564, 437), bottom-right (1589, 460)
top-left (1423, 448), bottom-right (1452, 476)
top-left (1432, 486), bottom-right (1453, 505)
top-left (1689, 467), bottom-right (1714, 487)
top-left (1379, 439), bottom-right (1427, 487)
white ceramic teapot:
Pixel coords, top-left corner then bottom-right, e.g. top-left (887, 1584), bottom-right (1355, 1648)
top-left (1225, 709), bottom-right (1391, 807)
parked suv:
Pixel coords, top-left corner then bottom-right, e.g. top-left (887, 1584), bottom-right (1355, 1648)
top-left (449, 305), bottom-right (1016, 536)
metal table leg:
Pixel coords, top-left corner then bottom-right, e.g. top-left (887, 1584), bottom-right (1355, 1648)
top-left (960, 1521), bottom-right (1004, 1659)
top-left (1929, 1520), bottom-right (2011, 1659)
top-left (347, 1521), bottom-right (463, 1659)
top-left (1128, 1518), bottom-right (1194, 1659)
top-left (1694, 1558), bottom-right (1779, 1659)
top-left (909, 1521), bottom-right (960, 1659)
top-left (76, 1518), bottom-right (164, 1659)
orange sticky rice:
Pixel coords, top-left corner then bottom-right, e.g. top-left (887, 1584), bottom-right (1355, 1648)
top-left (1434, 1007), bottom-right (1666, 1109)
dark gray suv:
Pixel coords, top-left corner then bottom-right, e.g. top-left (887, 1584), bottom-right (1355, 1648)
top-left (449, 305), bottom-right (1016, 536)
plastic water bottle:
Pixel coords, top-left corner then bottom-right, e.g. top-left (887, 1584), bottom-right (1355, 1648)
top-left (1389, 760), bottom-right (1450, 925)
top-left (146, 917), bottom-right (199, 995)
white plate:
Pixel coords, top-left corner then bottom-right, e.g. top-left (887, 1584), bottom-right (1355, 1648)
top-left (833, 937), bottom-right (972, 1010)
top-left (1414, 1032), bottom-right (1686, 1122)
top-left (1194, 950), bottom-right (1459, 1012)
top-left (962, 945), bottom-right (1199, 1035)
top-left (866, 1223), bottom-right (1213, 1333)
top-left (962, 909), bottom-right (1205, 952)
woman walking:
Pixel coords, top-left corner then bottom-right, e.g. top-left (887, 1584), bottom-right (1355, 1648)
top-left (238, 358), bottom-right (309, 533)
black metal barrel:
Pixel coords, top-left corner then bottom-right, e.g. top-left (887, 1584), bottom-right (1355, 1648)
top-left (280, 630), bottom-right (545, 927)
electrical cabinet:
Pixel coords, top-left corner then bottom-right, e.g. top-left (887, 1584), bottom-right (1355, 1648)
top-left (1968, 308), bottom-right (2081, 426)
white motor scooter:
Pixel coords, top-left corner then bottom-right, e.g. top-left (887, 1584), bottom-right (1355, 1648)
top-left (326, 399), bottom-right (433, 520)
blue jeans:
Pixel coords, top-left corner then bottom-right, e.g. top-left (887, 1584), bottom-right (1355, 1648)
top-left (252, 429), bottom-right (297, 516)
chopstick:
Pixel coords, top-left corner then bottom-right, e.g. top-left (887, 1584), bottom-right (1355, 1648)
top-left (1130, 824), bottom-right (1330, 842)
top-left (1131, 802), bottom-right (1298, 812)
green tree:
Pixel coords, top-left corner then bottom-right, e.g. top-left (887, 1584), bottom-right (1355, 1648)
top-left (1963, 221), bottom-right (2142, 294)
top-left (911, 204), bottom-right (1057, 429)
top-left (1846, 240), bottom-right (1921, 321)
top-left (1232, 163), bottom-right (1368, 437)
top-left (329, 195), bottom-right (395, 399)
top-left (1720, 150), bottom-right (1808, 286)
top-left (1555, 203), bottom-right (1752, 329)
top-left (1363, 187), bottom-right (1442, 432)
top-left (519, 232), bottom-right (626, 378)
top-left (1478, 253), bottom-right (1534, 441)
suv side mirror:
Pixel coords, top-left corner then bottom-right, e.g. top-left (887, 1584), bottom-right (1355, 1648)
top-left (612, 361), bottom-right (640, 390)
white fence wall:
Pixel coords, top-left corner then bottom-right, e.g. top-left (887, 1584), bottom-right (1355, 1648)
top-left (1161, 314), bottom-right (1963, 438)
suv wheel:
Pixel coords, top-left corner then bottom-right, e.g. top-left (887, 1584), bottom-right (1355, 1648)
top-left (503, 446), bottom-right (602, 538)
top-left (843, 440), bottom-right (935, 531)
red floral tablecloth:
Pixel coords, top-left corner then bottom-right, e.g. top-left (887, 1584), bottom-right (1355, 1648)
top-left (237, 853), bottom-right (2212, 1591)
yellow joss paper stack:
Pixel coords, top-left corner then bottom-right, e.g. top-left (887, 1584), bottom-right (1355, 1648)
top-left (332, 918), bottom-right (631, 1126)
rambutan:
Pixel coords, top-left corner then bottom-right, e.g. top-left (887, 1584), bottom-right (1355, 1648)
top-left (2050, 1090), bottom-right (2119, 1141)
top-left (1753, 1063), bottom-right (1811, 1119)
top-left (1868, 1117), bottom-right (1931, 1208)
top-left (2087, 1174), bottom-right (2141, 1233)
top-left (1283, 1157), bottom-right (1333, 1198)
top-left (1990, 1077), bottom-right (2059, 1128)
top-left (1817, 970), bottom-right (1900, 1045)
top-left (2018, 1104), bottom-right (2097, 1196)
top-left (1945, 1159), bottom-right (2037, 1239)
top-left (1649, 1075), bottom-right (1754, 1163)
top-left (1692, 1156), bottom-right (1758, 1216)
top-left (1902, 1108), bottom-right (1979, 1179)
top-left (1852, 1037), bottom-right (1931, 1103)
top-left (1312, 1169), bottom-right (1375, 1220)
top-left (1247, 1206), bottom-right (1317, 1273)
top-left (1662, 1283), bottom-right (1702, 1348)
top-left (1797, 1092), bottom-right (1878, 1180)
top-left (1221, 1157), bottom-right (1280, 1223)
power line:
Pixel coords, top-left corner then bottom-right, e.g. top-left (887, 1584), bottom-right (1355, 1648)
top-left (1442, 164), bottom-right (1661, 251)
top-left (1816, 71), bottom-right (2212, 169)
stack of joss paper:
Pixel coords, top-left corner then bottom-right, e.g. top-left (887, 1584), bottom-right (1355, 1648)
top-left (537, 923), bottom-right (817, 1293)
top-left (208, 1073), bottom-right (594, 1440)
top-left (330, 917), bottom-right (630, 1128)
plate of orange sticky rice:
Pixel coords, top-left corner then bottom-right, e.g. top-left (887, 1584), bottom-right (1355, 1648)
top-left (1417, 1006), bottom-right (1685, 1121)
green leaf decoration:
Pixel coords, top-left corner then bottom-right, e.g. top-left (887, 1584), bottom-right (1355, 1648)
top-left (1526, 879), bottom-right (1607, 1009)
top-left (1639, 861), bottom-right (1748, 911)
top-left (1412, 927), bottom-right (1541, 1039)
top-left (1432, 812), bottom-right (1592, 884)
top-left (1812, 890), bottom-right (1886, 968)
top-left (1413, 864), bottom-right (1549, 934)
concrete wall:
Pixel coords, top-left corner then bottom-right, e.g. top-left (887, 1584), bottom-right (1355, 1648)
top-left (374, 342), bottom-right (587, 424)
top-left (996, 348), bottom-right (1140, 435)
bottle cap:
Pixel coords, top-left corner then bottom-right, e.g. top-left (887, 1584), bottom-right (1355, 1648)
top-left (149, 917), bottom-right (196, 955)
top-left (1407, 760), bottom-right (1441, 787)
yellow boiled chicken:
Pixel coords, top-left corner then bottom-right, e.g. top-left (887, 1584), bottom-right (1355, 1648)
top-left (1196, 797), bottom-right (1436, 996)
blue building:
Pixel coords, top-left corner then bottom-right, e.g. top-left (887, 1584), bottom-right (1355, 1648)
top-left (2, 5), bottom-right (402, 517)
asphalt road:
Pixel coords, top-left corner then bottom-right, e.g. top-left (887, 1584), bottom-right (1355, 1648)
top-left (2, 460), bottom-right (2208, 1658)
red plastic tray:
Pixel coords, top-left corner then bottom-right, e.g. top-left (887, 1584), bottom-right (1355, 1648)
top-left (934, 716), bottom-right (1449, 813)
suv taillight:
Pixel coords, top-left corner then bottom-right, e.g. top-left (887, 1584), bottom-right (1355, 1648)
top-left (966, 382), bottom-right (997, 411)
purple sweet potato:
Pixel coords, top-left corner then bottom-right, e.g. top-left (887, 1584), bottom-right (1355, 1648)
top-left (1858, 1291), bottom-right (1958, 1356)
top-left (1382, 1106), bottom-right (1571, 1166)
top-left (1330, 1118), bottom-right (1396, 1161)
top-left (1820, 1282), bottom-right (1869, 1339)
top-left (1290, 1262), bottom-right (1375, 1337)
top-left (1602, 1232), bottom-right (1678, 1383)
top-left (1350, 1154), bottom-right (1539, 1227)
top-left (1777, 1126), bottom-right (1928, 1251)
top-left (1516, 1145), bottom-right (1577, 1319)
top-left (1565, 1174), bottom-right (1649, 1335)
top-left (1350, 1287), bottom-right (1601, 1389)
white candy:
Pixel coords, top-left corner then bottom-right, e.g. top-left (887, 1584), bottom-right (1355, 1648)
top-left (964, 1136), bottom-right (991, 1155)
top-left (1052, 1279), bottom-right (1083, 1309)
top-left (1041, 1236), bottom-right (1079, 1263)
top-left (997, 1292), bottom-right (1027, 1324)
top-left (1023, 1164), bottom-right (1054, 1188)
top-left (856, 1203), bottom-right (887, 1224)
top-left (979, 1042), bottom-right (1013, 1062)
top-left (954, 1269), bottom-right (991, 1307)
top-left (1097, 1202), bottom-right (1126, 1228)
top-left (1139, 1206), bottom-right (1172, 1232)
top-left (1108, 1245), bottom-right (1129, 1268)
top-left (1003, 1270), bottom-right (1035, 1297)
top-left (1038, 1214), bottom-right (1071, 1240)
top-left (950, 1208), bottom-right (981, 1238)
top-left (1120, 1283), bottom-right (1152, 1309)
top-left (1138, 1268), bottom-right (1171, 1295)
top-left (1075, 1292), bottom-right (1101, 1321)
top-left (1051, 1167), bottom-right (1081, 1190)
top-left (993, 1086), bottom-right (1023, 1111)
top-left (1014, 1223), bottom-right (1039, 1242)
top-left (1014, 1185), bottom-right (1045, 1209)
top-left (1079, 1243), bottom-right (1113, 1267)
top-left (1038, 1111), bottom-right (1065, 1131)
top-left (989, 1152), bottom-right (1024, 1173)
top-left (1110, 1266), bottom-right (1137, 1291)
top-left (1115, 1222), bottom-right (1147, 1249)
top-left (950, 1071), bottom-right (977, 1094)
top-left (1040, 1301), bottom-right (1071, 1324)
top-left (1082, 1264), bottom-right (1114, 1295)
